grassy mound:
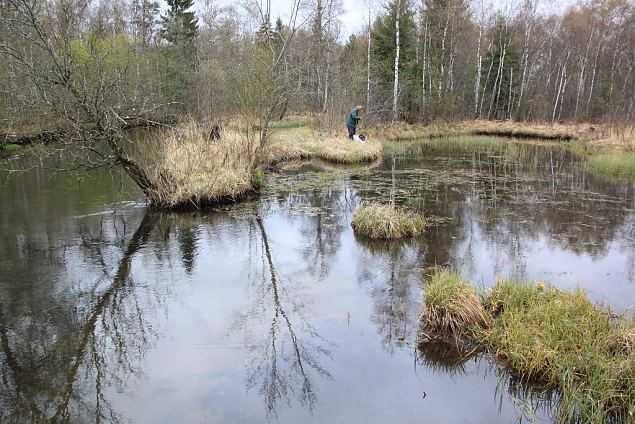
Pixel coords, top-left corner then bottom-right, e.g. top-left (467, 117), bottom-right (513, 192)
top-left (418, 270), bottom-right (635, 423)
top-left (270, 124), bottom-right (382, 164)
top-left (351, 202), bottom-right (426, 239)
top-left (144, 122), bottom-right (257, 208)
top-left (586, 151), bottom-right (635, 181)
top-left (420, 269), bottom-right (489, 337)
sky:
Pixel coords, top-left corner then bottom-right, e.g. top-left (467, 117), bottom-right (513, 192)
top-left (216, 0), bottom-right (580, 41)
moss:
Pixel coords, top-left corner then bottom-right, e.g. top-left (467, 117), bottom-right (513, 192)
top-left (351, 202), bottom-right (426, 239)
top-left (2, 143), bottom-right (22, 151)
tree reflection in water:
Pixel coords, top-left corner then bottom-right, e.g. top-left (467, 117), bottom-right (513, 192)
top-left (0, 212), bottom-right (162, 423)
top-left (355, 236), bottom-right (425, 354)
top-left (231, 216), bottom-right (334, 421)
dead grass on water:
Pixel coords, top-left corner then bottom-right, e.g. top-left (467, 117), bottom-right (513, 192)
top-left (351, 202), bottom-right (426, 239)
top-left (418, 269), bottom-right (635, 423)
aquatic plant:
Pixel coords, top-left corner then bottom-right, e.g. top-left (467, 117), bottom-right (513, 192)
top-left (418, 270), bottom-right (635, 423)
top-left (586, 151), bottom-right (635, 181)
top-left (351, 202), bottom-right (426, 239)
top-left (485, 280), bottom-right (635, 423)
top-left (419, 269), bottom-right (489, 338)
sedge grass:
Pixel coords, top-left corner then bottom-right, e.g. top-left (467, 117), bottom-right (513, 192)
top-left (419, 269), bottom-right (490, 338)
top-left (418, 270), bottom-right (635, 423)
top-left (351, 202), bottom-right (426, 239)
top-left (586, 151), bottom-right (635, 181)
top-left (272, 128), bottom-right (382, 165)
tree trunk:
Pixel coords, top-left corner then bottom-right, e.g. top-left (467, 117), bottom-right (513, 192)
top-left (392, 0), bottom-right (401, 124)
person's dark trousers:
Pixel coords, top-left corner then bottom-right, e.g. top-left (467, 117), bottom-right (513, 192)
top-left (347, 124), bottom-right (356, 139)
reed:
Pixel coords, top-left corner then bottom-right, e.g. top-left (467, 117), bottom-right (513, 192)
top-left (586, 151), bottom-right (635, 181)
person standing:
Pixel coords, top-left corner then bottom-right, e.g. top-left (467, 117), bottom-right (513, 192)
top-left (347, 105), bottom-right (364, 139)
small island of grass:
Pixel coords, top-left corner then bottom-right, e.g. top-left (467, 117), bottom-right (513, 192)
top-left (419, 269), bottom-right (635, 423)
top-left (351, 202), bottom-right (426, 239)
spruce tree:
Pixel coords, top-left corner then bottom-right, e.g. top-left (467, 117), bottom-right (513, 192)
top-left (160, 0), bottom-right (199, 47)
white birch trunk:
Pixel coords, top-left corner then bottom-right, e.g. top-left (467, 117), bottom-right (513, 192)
top-left (474, 21), bottom-right (482, 116)
top-left (392, 0), bottom-right (401, 124)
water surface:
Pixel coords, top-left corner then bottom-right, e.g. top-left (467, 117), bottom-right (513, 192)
top-left (1, 139), bottom-right (633, 423)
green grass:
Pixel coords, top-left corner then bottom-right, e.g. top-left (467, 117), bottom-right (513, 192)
top-left (351, 202), bottom-right (426, 239)
top-left (2, 143), bottom-right (22, 151)
top-left (586, 151), bottom-right (635, 181)
top-left (420, 269), bottom-right (490, 338)
top-left (418, 270), bottom-right (635, 423)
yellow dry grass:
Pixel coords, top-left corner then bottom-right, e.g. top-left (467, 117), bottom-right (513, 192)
top-left (351, 202), bottom-right (427, 239)
top-left (144, 121), bottom-right (257, 208)
top-left (271, 126), bottom-right (382, 164)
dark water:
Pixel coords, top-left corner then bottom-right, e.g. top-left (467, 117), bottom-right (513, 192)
top-left (1, 140), bottom-right (634, 423)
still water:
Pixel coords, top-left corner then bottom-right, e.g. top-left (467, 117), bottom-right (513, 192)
top-left (1, 139), bottom-right (634, 423)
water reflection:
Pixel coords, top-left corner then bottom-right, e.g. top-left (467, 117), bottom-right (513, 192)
top-left (230, 216), bottom-right (334, 420)
top-left (0, 212), bottom-right (160, 423)
top-left (0, 139), bottom-right (633, 423)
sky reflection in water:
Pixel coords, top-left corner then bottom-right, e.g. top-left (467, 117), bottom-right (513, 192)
top-left (0, 142), bottom-right (633, 423)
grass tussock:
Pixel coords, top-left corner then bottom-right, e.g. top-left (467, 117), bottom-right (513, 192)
top-left (420, 269), bottom-right (490, 337)
top-left (485, 281), bottom-right (635, 422)
top-left (351, 202), bottom-right (426, 239)
top-left (418, 270), bottom-right (635, 423)
top-left (144, 121), bottom-right (257, 208)
top-left (586, 151), bottom-right (635, 181)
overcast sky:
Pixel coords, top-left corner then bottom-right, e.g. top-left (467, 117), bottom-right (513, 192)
top-left (214, 0), bottom-right (580, 41)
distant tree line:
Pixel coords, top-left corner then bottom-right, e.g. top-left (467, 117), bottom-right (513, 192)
top-left (1, 0), bottom-right (633, 136)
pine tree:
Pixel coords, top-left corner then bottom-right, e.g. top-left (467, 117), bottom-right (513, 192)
top-left (159, 0), bottom-right (199, 114)
top-left (131, 0), bottom-right (159, 49)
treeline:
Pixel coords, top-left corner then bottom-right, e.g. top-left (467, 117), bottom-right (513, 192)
top-left (0, 0), bottom-right (633, 135)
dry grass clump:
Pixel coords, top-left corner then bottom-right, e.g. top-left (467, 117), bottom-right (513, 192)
top-left (418, 271), bottom-right (635, 422)
top-left (468, 119), bottom-right (579, 140)
top-left (271, 125), bottom-right (382, 164)
top-left (419, 269), bottom-right (490, 337)
top-left (302, 136), bottom-right (382, 164)
top-left (144, 122), bottom-right (257, 208)
top-left (351, 202), bottom-right (426, 239)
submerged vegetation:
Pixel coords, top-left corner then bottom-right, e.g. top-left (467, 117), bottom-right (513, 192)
top-left (419, 269), bottom-right (635, 423)
top-left (352, 202), bottom-right (426, 239)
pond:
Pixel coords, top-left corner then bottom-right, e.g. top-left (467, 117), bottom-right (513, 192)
top-left (1, 138), bottom-right (634, 423)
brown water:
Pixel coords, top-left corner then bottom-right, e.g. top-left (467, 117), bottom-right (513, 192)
top-left (1, 139), bottom-right (634, 423)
